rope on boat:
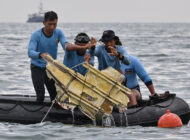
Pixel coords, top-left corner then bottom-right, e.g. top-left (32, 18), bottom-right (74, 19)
top-left (0, 102), bottom-right (19, 111)
top-left (40, 99), bottom-right (56, 124)
top-left (19, 103), bottom-right (47, 112)
top-left (0, 101), bottom-right (48, 112)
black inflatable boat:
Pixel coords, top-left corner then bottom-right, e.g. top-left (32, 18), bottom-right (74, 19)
top-left (0, 94), bottom-right (189, 126)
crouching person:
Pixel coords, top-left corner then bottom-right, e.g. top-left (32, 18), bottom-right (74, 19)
top-left (121, 55), bottom-right (157, 108)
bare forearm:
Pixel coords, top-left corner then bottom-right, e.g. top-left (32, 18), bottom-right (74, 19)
top-left (65, 43), bottom-right (85, 51)
top-left (147, 84), bottom-right (156, 96)
top-left (65, 37), bottom-right (96, 51)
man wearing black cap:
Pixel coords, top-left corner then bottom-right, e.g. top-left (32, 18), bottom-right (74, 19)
top-left (63, 33), bottom-right (95, 76)
top-left (93, 30), bottom-right (130, 71)
top-left (92, 30), bottom-right (157, 107)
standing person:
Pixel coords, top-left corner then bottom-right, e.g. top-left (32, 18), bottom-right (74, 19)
top-left (92, 30), bottom-right (130, 71)
top-left (28, 11), bottom-right (67, 103)
top-left (63, 33), bottom-right (95, 76)
top-left (28, 11), bottom-right (95, 103)
top-left (121, 55), bottom-right (157, 106)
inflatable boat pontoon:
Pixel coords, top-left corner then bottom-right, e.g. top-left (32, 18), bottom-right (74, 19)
top-left (0, 94), bottom-right (189, 127)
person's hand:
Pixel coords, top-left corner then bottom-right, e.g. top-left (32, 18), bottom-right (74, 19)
top-left (85, 37), bottom-right (97, 49)
top-left (152, 91), bottom-right (171, 99)
top-left (40, 52), bottom-right (48, 58)
top-left (149, 93), bottom-right (159, 100)
top-left (84, 53), bottom-right (91, 63)
top-left (107, 46), bottom-right (119, 56)
top-left (90, 37), bottom-right (97, 46)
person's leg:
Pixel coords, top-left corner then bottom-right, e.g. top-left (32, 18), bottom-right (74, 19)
top-left (126, 89), bottom-right (142, 106)
top-left (126, 91), bottom-right (137, 106)
top-left (44, 70), bottom-right (57, 101)
top-left (132, 89), bottom-right (142, 101)
top-left (31, 64), bottom-right (45, 103)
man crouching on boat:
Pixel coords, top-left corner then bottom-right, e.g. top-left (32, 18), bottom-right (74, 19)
top-left (121, 55), bottom-right (157, 108)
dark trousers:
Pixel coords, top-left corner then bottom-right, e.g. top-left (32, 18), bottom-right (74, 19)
top-left (30, 64), bottom-right (57, 103)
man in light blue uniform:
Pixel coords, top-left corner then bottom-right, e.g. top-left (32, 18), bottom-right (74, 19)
top-left (28, 18), bottom-right (67, 68)
top-left (92, 30), bottom-right (130, 71)
top-left (28, 11), bottom-right (68, 103)
top-left (28, 11), bottom-right (96, 103)
top-left (121, 55), bottom-right (157, 106)
top-left (93, 30), bottom-right (156, 107)
top-left (92, 30), bottom-right (132, 110)
top-left (63, 33), bottom-right (94, 76)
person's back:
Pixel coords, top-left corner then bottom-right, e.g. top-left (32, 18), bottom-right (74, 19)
top-left (121, 55), bottom-right (152, 90)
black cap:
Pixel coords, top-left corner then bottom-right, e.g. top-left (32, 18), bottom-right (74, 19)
top-left (100, 30), bottom-right (116, 42)
top-left (74, 33), bottom-right (90, 43)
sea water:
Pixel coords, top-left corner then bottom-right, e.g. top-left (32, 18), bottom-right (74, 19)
top-left (0, 23), bottom-right (190, 139)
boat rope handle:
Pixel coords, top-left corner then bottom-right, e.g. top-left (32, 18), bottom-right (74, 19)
top-left (40, 99), bottom-right (57, 124)
top-left (0, 101), bottom-right (49, 112)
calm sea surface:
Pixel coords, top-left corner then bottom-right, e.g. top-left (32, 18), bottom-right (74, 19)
top-left (0, 23), bottom-right (190, 139)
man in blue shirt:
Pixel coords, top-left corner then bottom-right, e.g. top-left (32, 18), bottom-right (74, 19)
top-left (92, 30), bottom-right (130, 71)
top-left (28, 11), bottom-right (95, 103)
top-left (92, 30), bottom-right (156, 107)
top-left (121, 55), bottom-right (157, 106)
top-left (63, 33), bottom-right (94, 76)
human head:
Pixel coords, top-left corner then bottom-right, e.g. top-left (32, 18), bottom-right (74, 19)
top-left (100, 30), bottom-right (122, 46)
top-left (74, 33), bottom-right (90, 56)
top-left (44, 11), bottom-right (58, 21)
top-left (74, 33), bottom-right (90, 44)
top-left (43, 11), bottom-right (58, 35)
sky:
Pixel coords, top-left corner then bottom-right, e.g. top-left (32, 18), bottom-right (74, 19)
top-left (0, 0), bottom-right (190, 23)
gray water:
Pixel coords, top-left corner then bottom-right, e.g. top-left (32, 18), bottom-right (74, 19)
top-left (0, 23), bottom-right (190, 139)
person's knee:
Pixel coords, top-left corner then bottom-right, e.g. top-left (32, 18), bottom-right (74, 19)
top-left (131, 89), bottom-right (141, 100)
top-left (126, 92), bottom-right (137, 106)
top-left (136, 92), bottom-right (142, 101)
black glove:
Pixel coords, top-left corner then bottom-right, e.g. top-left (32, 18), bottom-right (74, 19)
top-left (149, 93), bottom-right (159, 100)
